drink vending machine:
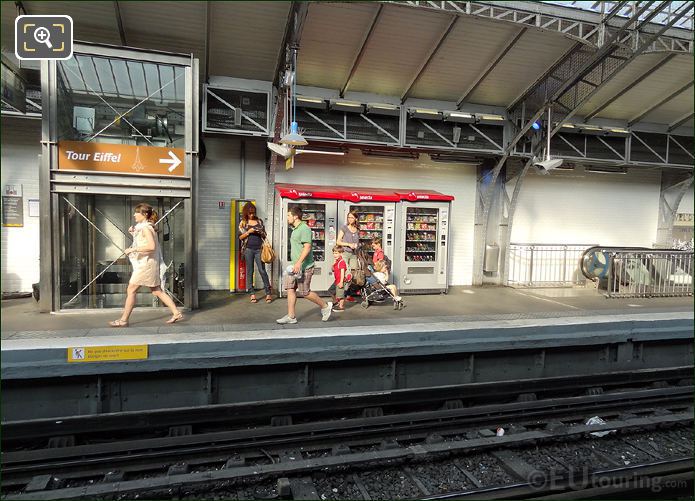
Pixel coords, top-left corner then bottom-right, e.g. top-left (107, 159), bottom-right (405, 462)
top-left (393, 190), bottom-right (453, 294)
top-left (274, 184), bottom-right (453, 295)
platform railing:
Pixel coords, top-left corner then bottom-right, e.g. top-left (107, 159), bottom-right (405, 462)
top-left (607, 250), bottom-right (694, 298)
top-left (507, 243), bottom-right (597, 287)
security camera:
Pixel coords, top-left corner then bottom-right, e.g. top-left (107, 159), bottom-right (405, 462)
top-left (533, 157), bottom-right (563, 175)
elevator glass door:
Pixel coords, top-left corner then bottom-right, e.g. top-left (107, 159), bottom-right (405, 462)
top-left (58, 194), bottom-right (185, 309)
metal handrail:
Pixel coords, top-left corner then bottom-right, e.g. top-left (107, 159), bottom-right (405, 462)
top-left (606, 249), bottom-right (694, 298)
top-left (508, 243), bottom-right (597, 287)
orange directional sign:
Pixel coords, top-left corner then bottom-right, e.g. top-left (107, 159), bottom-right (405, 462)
top-left (57, 141), bottom-right (185, 176)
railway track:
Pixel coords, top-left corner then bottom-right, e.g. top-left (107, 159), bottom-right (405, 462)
top-left (2, 374), bottom-right (692, 500)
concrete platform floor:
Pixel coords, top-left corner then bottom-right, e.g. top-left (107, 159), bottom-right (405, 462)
top-left (1, 286), bottom-right (692, 341)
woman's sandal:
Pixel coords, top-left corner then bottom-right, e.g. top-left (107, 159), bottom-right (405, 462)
top-left (166, 312), bottom-right (184, 324)
top-left (109, 319), bottom-right (129, 327)
top-left (250, 294), bottom-right (258, 303)
top-left (265, 295), bottom-right (272, 303)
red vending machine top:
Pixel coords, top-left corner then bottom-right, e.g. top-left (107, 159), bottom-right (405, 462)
top-left (276, 184), bottom-right (401, 202)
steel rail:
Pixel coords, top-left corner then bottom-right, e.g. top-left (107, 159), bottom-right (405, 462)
top-left (2, 387), bottom-right (691, 479)
top-left (3, 366), bottom-right (691, 442)
top-left (3, 413), bottom-right (692, 501)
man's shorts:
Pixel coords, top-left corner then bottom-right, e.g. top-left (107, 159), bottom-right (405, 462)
top-left (283, 266), bottom-right (314, 297)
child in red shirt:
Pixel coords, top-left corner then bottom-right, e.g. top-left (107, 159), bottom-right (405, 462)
top-left (328, 246), bottom-right (350, 311)
top-left (371, 237), bottom-right (385, 264)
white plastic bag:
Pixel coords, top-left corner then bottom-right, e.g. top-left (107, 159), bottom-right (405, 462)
top-left (585, 416), bottom-right (616, 437)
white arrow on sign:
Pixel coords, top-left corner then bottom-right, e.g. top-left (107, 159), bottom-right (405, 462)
top-left (159, 151), bottom-right (182, 172)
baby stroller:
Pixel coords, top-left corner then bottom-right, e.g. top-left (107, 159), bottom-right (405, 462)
top-left (350, 245), bottom-right (405, 310)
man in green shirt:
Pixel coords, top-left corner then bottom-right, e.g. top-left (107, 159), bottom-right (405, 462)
top-left (277, 206), bottom-right (333, 324)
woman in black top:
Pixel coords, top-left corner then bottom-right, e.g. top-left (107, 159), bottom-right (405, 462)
top-left (239, 202), bottom-right (272, 303)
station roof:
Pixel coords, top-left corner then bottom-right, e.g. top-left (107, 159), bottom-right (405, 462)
top-left (1, 1), bottom-right (693, 130)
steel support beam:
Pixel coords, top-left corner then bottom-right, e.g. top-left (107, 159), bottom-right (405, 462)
top-left (456, 27), bottom-right (526, 109)
top-left (340, 5), bottom-right (383, 98)
top-left (473, 0), bottom-right (680, 285)
top-left (549, 3), bottom-right (693, 136)
top-left (628, 80), bottom-right (694, 126)
top-left (113, 1), bottom-right (127, 46)
top-left (273, 2), bottom-right (308, 88)
top-left (389, 1), bottom-right (693, 54)
top-left (668, 112), bottom-right (694, 132)
top-left (656, 173), bottom-right (695, 246)
top-left (584, 53), bottom-right (676, 120)
top-left (204, 1), bottom-right (211, 83)
top-left (400, 15), bottom-right (458, 102)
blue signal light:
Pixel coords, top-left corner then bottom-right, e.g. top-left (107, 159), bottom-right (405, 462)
top-left (531, 121), bottom-right (541, 130)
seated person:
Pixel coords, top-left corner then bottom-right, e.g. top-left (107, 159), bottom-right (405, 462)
top-left (373, 260), bottom-right (401, 302)
top-left (367, 238), bottom-right (391, 285)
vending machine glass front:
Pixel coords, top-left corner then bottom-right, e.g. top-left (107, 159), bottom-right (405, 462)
top-left (405, 207), bottom-right (439, 262)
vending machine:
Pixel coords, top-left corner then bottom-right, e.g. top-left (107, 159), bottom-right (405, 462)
top-left (275, 185), bottom-right (454, 295)
top-left (275, 185), bottom-right (339, 295)
top-left (339, 197), bottom-right (398, 266)
top-left (393, 191), bottom-right (453, 293)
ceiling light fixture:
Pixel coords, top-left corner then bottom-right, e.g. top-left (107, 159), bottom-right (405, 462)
top-left (296, 96), bottom-right (327, 110)
top-left (409, 108), bottom-right (442, 120)
top-left (366, 103), bottom-right (400, 116)
top-left (329, 100), bottom-right (364, 113)
top-left (443, 111), bottom-right (475, 123)
top-left (476, 113), bottom-right (505, 125)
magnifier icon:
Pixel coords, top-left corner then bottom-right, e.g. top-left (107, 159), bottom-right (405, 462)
top-left (33, 27), bottom-right (53, 49)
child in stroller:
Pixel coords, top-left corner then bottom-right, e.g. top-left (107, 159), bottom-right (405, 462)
top-left (351, 244), bottom-right (404, 310)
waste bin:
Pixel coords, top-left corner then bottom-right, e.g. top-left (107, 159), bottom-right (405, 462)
top-left (484, 244), bottom-right (500, 273)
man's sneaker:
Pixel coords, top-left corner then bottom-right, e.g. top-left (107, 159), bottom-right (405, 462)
top-left (321, 302), bottom-right (333, 321)
top-left (332, 305), bottom-right (345, 312)
top-left (276, 315), bottom-right (298, 324)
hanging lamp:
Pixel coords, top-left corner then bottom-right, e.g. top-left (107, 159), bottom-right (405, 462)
top-left (280, 47), bottom-right (308, 146)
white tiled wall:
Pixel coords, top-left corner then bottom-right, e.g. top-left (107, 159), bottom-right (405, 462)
top-left (1, 118), bottom-right (41, 293)
top-left (510, 169), bottom-right (662, 247)
top-left (197, 136), bottom-right (267, 290)
top-left (275, 151), bottom-right (478, 285)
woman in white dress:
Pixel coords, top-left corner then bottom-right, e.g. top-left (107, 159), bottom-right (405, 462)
top-left (109, 203), bottom-right (183, 327)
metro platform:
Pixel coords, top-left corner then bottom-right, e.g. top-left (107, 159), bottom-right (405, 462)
top-left (2, 286), bottom-right (693, 382)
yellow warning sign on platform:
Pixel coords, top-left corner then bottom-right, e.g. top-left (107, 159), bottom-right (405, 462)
top-left (67, 345), bottom-right (148, 363)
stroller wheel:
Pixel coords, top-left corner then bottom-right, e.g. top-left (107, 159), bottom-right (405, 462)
top-left (361, 301), bottom-right (369, 309)
top-left (393, 301), bottom-right (398, 310)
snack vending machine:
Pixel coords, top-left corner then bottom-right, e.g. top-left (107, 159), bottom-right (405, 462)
top-left (275, 185), bottom-right (454, 295)
top-left (394, 192), bottom-right (453, 293)
top-left (339, 198), bottom-right (398, 266)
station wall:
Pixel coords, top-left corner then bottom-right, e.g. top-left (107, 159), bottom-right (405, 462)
top-left (275, 151), bottom-right (478, 286)
top-left (0, 118), bottom-right (41, 294)
top-left (197, 136), bottom-right (267, 290)
top-left (510, 168), bottom-right (662, 247)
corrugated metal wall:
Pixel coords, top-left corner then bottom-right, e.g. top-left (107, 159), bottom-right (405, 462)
top-left (197, 136), bottom-right (267, 290)
top-left (1, 118), bottom-right (41, 293)
top-left (275, 151), bottom-right (478, 285)
top-left (510, 169), bottom-right (662, 247)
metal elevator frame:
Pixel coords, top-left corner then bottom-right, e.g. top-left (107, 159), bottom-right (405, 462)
top-left (39, 42), bottom-right (199, 312)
